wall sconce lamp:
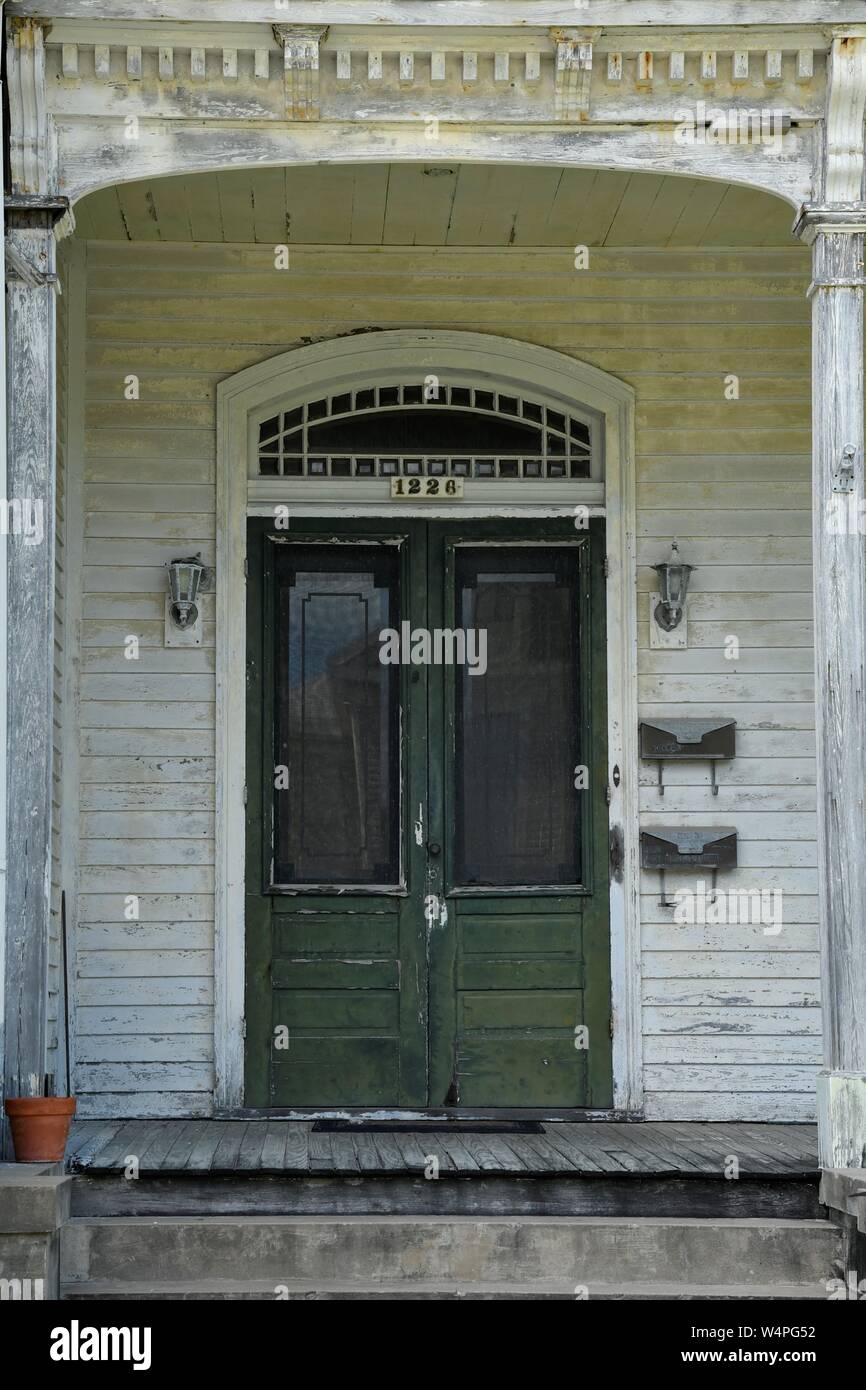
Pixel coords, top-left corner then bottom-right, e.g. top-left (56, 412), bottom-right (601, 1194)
top-left (652, 541), bottom-right (694, 632)
top-left (166, 554), bottom-right (208, 629)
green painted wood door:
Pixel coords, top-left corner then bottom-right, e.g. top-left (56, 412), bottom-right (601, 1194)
top-left (245, 517), bottom-right (612, 1110)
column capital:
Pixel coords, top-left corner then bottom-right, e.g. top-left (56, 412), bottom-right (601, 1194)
top-left (793, 202), bottom-right (866, 244)
top-left (4, 199), bottom-right (69, 289)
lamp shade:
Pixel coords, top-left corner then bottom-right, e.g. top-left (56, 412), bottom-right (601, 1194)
top-left (166, 555), bottom-right (205, 628)
top-left (652, 541), bottom-right (694, 630)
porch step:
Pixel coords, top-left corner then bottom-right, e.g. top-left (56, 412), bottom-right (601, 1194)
top-left (70, 1171), bottom-right (823, 1220)
top-left (62, 1278), bottom-right (835, 1301)
top-left (60, 1215), bottom-right (842, 1300)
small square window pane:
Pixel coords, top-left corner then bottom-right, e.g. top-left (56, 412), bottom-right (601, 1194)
top-left (475, 391), bottom-right (495, 412)
top-left (309, 457), bottom-right (327, 475)
top-left (548, 461), bottom-right (566, 478)
top-left (307, 398), bottom-right (328, 421)
top-left (524, 460), bottom-right (542, 477)
top-left (403, 385), bottom-right (423, 404)
top-left (259, 415), bottom-right (280, 442)
top-left (379, 386), bottom-right (400, 406)
top-left (356, 458), bottom-right (375, 476)
top-left (452, 459), bottom-right (470, 476)
top-left (475, 460), bottom-right (495, 477)
top-left (405, 459), bottom-right (423, 475)
top-left (451, 387), bottom-right (471, 407)
top-left (522, 401), bottom-right (543, 423)
top-left (331, 458), bottom-right (352, 477)
top-left (429, 459), bottom-right (446, 475)
top-left (284, 458), bottom-right (303, 477)
top-left (499, 460), bottom-right (519, 477)
top-left (380, 459), bottom-right (398, 476)
top-left (331, 393), bottom-right (351, 415)
top-left (355, 389), bottom-right (375, 410)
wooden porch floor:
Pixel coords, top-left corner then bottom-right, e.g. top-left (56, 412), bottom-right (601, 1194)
top-left (67, 1120), bottom-right (818, 1178)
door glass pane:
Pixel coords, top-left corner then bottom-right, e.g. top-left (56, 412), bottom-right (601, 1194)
top-left (273, 545), bottom-right (400, 885)
top-left (455, 548), bottom-right (582, 886)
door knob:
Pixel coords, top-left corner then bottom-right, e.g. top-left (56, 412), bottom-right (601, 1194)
top-left (428, 841), bottom-right (441, 856)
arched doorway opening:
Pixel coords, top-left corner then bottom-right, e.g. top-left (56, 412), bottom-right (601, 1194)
top-left (216, 330), bottom-right (638, 1114)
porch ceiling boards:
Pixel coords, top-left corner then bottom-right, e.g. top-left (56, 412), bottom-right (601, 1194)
top-left (73, 164), bottom-right (795, 247)
top-left (67, 1120), bottom-right (818, 1177)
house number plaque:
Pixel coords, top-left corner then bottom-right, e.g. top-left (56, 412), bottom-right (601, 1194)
top-left (391, 477), bottom-right (464, 499)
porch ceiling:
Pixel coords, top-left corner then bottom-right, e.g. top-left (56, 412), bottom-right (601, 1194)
top-left (73, 163), bottom-right (794, 247)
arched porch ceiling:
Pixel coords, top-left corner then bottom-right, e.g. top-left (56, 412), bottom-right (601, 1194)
top-left (74, 163), bottom-right (796, 248)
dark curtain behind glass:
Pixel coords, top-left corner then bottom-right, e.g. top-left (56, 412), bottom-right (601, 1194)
top-left (455, 548), bottom-right (581, 886)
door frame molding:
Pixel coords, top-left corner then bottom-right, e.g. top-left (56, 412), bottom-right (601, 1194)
top-left (216, 329), bottom-right (640, 1115)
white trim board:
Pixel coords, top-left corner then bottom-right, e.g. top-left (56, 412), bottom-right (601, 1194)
top-left (215, 329), bottom-right (641, 1115)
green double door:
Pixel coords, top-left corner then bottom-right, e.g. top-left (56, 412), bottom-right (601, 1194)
top-left (245, 518), bottom-right (612, 1110)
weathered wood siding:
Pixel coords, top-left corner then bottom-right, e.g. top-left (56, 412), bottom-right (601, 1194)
top-left (70, 239), bottom-right (818, 1119)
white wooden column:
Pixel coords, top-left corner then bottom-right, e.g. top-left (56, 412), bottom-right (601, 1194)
top-left (795, 206), bottom-right (866, 1168)
top-left (3, 210), bottom-right (58, 1103)
top-left (794, 33), bottom-right (866, 1170)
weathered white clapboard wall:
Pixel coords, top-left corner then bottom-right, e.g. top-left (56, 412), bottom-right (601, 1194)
top-left (69, 237), bottom-right (819, 1119)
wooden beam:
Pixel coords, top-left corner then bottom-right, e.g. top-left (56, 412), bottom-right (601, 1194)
top-left (4, 214), bottom-right (58, 1102)
top-left (7, 1), bottom-right (866, 26)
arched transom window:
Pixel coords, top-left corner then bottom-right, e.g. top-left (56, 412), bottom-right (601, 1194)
top-left (256, 381), bottom-right (594, 482)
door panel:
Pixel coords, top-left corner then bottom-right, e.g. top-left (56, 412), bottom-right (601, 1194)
top-left (245, 517), bottom-right (611, 1111)
top-left (427, 522), bottom-right (612, 1110)
top-left (245, 520), bottom-right (428, 1109)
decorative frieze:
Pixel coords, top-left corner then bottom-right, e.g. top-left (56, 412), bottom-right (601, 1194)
top-left (39, 32), bottom-right (825, 127)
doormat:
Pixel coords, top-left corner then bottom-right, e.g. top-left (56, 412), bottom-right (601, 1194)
top-left (312, 1120), bottom-right (544, 1134)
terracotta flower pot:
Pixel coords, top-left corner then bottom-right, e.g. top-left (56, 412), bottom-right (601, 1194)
top-left (4, 1097), bottom-right (76, 1162)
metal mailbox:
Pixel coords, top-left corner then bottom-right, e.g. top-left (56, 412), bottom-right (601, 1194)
top-left (640, 827), bottom-right (738, 870)
top-left (641, 826), bottom-right (738, 908)
top-left (639, 717), bottom-right (736, 795)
